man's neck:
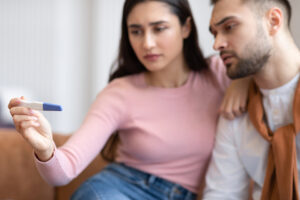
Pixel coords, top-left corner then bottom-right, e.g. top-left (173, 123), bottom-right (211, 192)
top-left (253, 41), bottom-right (300, 90)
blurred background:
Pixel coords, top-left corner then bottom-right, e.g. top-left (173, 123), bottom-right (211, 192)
top-left (0, 0), bottom-right (299, 134)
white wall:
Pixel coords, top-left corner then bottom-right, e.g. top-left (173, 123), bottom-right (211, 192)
top-left (190, 0), bottom-right (215, 56)
top-left (0, 0), bottom-right (299, 133)
top-left (90, 0), bottom-right (123, 97)
top-left (0, 0), bottom-right (57, 127)
top-left (51, 0), bottom-right (92, 133)
top-left (0, 0), bottom-right (92, 133)
top-left (290, 0), bottom-right (300, 47)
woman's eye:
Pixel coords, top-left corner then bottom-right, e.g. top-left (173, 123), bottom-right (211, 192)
top-left (130, 29), bottom-right (142, 35)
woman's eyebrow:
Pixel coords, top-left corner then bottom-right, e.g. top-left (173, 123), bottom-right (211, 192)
top-left (128, 20), bottom-right (168, 28)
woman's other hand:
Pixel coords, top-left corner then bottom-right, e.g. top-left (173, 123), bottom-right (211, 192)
top-left (219, 77), bottom-right (251, 120)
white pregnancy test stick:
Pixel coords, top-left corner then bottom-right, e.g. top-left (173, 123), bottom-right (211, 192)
top-left (19, 100), bottom-right (63, 111)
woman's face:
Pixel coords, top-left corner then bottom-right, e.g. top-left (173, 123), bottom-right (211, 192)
top-left (127, 1), bottom-right (190, 73)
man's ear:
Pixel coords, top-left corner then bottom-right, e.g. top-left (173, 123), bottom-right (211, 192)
top-left (182, 17), bottom-right (192, 39)
top-left (266, 7), bottom-right (283, 35)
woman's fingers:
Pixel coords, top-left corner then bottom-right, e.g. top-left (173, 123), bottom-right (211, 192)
top-left (8, 97), bottom-right (22, 109)
top-left (19, 120), bottom-right (40, 131)
top-left (8, 97), bottom-right (53, 158)
top-left (232, 98), bottom-right (247, 117)
top-left (10, 106), bottom-right (32, 116)
top-left (220, 99), bottom-right (234, 120)
top-left (12, 114), bottom-right (39, 132)
top-left (232, 103), bottom-right (242, 117)
top-left (12, 114), bottom-right (38, 122)
top-left (220, 100), bottom-right (245, 120)
top-left (221, 110), bottom-right (235, 120)
top-left (220, 90), bottom-right (248, 120)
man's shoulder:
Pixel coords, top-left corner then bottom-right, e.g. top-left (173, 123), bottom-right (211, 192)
top-left (216, 113), bottom-right (254, 144)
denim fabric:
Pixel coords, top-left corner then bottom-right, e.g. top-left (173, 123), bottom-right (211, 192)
top-left (71, 163), bottom-right (197, 200)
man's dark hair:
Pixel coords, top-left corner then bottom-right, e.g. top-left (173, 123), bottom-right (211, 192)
top-left (211, 0), bottom-right (292, 26)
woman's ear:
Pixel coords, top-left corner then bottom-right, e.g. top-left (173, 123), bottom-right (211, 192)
top-left (182, 17), bottom-right (192, 39)
top-left (266, 7), bottom-right (283, 35)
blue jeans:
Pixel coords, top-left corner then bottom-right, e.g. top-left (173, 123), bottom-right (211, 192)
top-left (71, 163), bottom-right (197, 200)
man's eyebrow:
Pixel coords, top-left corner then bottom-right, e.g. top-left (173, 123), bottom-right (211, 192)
top-left (215, 16), bottom-right (236, 26)
top-left (209, 16), bottom-right (236, 33)
top-left (128, 20), bottom-right (167, 28)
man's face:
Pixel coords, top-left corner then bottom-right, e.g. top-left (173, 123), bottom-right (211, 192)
top-left (209, 0), bottom-right (271, 79)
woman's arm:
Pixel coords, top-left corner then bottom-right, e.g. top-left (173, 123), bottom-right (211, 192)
top-left (207, 55), bottom-right (251, 120)
top-left (219, 77), bottom-right (251, 120)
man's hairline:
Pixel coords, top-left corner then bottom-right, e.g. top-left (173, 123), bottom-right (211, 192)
top-left (211, 0), bottom-right (290, 29)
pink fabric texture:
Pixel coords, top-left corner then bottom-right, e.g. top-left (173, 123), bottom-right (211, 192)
top-left (35, 55), bottom-right (229, 193)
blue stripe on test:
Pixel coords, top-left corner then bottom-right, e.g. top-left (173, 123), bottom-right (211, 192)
top-left (43, 103), bottom-right (63, 111)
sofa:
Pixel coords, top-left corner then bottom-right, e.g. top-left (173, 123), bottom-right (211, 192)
top-left (0, 128), bottom-right (108, 200)
top-left (0, 128), bottom-right (253, 200)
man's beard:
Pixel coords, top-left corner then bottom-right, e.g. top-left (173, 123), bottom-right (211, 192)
top-left (226, 48), bottom-right (271, 79)
top-left (225, 27), bottom-right (272, 80)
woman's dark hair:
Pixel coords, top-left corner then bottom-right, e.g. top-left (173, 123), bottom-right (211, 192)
top-left (101, 0), bottom-right (208, 162)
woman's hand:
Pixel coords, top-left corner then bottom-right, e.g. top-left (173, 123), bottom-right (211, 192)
top-left (220, 77), bottom-right (251, 120)
top-left (8, 97), bottom-right (55, 161)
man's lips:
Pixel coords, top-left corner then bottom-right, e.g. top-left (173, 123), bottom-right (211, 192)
top-left (221, 53), bottom-right (235, 65)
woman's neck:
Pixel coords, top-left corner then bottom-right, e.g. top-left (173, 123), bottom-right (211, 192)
top-left (145, 69), bottom-right (190, 88)
top-left (145, 58), bottom-right (190, 88)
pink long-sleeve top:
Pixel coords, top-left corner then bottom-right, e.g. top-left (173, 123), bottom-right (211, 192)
top-left (35, 55), bottom-right (229, 193)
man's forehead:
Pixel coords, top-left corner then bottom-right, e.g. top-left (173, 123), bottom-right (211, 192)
top-left (210, 0), bottom-right (250, 26)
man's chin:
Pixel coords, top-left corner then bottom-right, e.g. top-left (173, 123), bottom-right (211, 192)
top-left (225, 63), bottom-right (232, 69)
top-left (226, 64), bottom-right (243, 80)
top-left (227, 70), bottom-right (250, 80)
top-left (225, 63), bottom-right (235, 76)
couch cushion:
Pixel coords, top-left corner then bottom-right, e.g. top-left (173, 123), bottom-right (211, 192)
top-left (0, 128), bottom-right (54, 200)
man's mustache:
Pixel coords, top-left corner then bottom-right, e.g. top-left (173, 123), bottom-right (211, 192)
top-left (220, 50), bottom-right (238, 58)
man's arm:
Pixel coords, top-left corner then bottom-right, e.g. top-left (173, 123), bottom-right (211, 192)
top-left (202, 117), bottom-right (250, 200)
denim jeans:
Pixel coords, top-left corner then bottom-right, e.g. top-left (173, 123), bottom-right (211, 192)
top-left (71, 163), bottom-right (197, 200)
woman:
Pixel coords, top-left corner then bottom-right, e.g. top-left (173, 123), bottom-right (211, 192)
top-left (8, 0), bottom-right (248, 199)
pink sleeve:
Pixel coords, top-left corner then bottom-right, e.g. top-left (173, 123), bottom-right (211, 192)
top-left (207, 55), bottom-right (231, 92)
top-left (35, 81), bottom-right (128, 186)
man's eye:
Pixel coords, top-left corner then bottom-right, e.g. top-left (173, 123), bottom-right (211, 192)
top-left (212, 32), bottom-right (217, 38)
top-left (225, 24), bottom-right (236, 31)
top-left (154, 26), bottom-right (167, 32)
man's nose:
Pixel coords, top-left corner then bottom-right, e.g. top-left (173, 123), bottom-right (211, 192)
top-left (213, 34), bottom-right (228, 51)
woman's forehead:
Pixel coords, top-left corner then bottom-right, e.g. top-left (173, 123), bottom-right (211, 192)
top-left (127, 1), bottom-right (174, 24)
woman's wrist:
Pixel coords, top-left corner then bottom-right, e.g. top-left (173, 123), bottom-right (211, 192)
top-left (35, 144), bottom-right (55, 162)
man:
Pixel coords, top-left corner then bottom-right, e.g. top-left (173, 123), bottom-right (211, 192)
top-left (203, 0), bottom-right (300, 199)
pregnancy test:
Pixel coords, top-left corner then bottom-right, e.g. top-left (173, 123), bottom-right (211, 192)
top-left (19, 100), bottom-right (63, 111)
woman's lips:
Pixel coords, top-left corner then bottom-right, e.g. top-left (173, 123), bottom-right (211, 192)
top-left (144, 54), bottom-right (161, 61)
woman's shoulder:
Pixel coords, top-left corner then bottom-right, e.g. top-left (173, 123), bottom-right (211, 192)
top-left (93, 74), bottom-right (143, 108)
top-left (99, 73), bottom-right (144, 98)
top-left (205, 54), bottom-right (224, 72)
top-left (200, 54), bottom-right (230, 90)
top-left (107, 73), bottom-right (143, 89)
